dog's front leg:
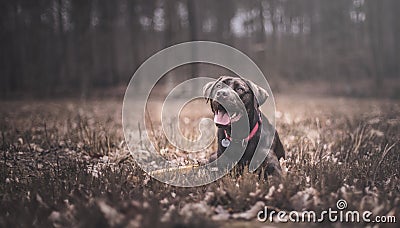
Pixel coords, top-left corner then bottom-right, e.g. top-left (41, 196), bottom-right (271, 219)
top-left (259, 149), bottom-right (283, 180)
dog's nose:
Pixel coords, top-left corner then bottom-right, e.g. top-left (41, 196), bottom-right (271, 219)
top-left (216, 90), bottom-right (228, 98)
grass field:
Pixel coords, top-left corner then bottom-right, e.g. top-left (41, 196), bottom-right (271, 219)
top-left (0, 95), bottom-right (399, 227)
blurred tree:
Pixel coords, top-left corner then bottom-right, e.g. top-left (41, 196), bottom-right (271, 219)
top-left (187, 0), bottom-right (198, 79)
top-left (0, 0), bottom-right (399, 98)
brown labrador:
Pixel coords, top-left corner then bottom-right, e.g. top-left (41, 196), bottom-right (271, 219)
top-left (203, 76), bottom-right (285, 178)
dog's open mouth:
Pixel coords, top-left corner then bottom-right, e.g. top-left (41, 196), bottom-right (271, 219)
top-left (214, 108), bottom-right (242, 126)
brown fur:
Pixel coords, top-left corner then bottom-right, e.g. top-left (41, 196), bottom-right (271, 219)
top-left (203, 76), bottom-right (285, 178)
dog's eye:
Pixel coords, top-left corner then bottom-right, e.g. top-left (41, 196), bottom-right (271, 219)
top-left (236, 87), bottom-right (244, 93)
top-left (215, 84), bottom-right (222, 89)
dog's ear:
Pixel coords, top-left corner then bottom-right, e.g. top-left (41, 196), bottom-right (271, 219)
top-left (203, 81), bottom-right (215, 103)
top-left (203, 76), bottom-right (225, 103)
top-left (246, 80), bottom-right (269, 106)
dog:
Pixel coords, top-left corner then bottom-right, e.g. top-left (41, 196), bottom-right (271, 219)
top-left (203, 76), bottom-right (285, 178)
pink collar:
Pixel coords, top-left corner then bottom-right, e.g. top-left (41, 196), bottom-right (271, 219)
top-left (224, 118), bottom-right (261, 143)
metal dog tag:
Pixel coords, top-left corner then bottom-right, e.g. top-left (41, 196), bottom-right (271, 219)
top-left (221, 138), bottom-right (230, 147)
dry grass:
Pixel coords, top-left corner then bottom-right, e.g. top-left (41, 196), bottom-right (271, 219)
top-left (0, 95), bottom-right (399, 227)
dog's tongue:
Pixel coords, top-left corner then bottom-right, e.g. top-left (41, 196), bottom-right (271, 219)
top-left (214, 110), bottom-right (230, 125)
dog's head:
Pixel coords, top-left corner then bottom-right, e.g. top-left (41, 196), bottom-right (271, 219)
top-left (203, 76), bottom-right (269, 127)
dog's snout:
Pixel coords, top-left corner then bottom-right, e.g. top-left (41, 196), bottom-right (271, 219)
top-left (216, 89), bottom-right (228, 98)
